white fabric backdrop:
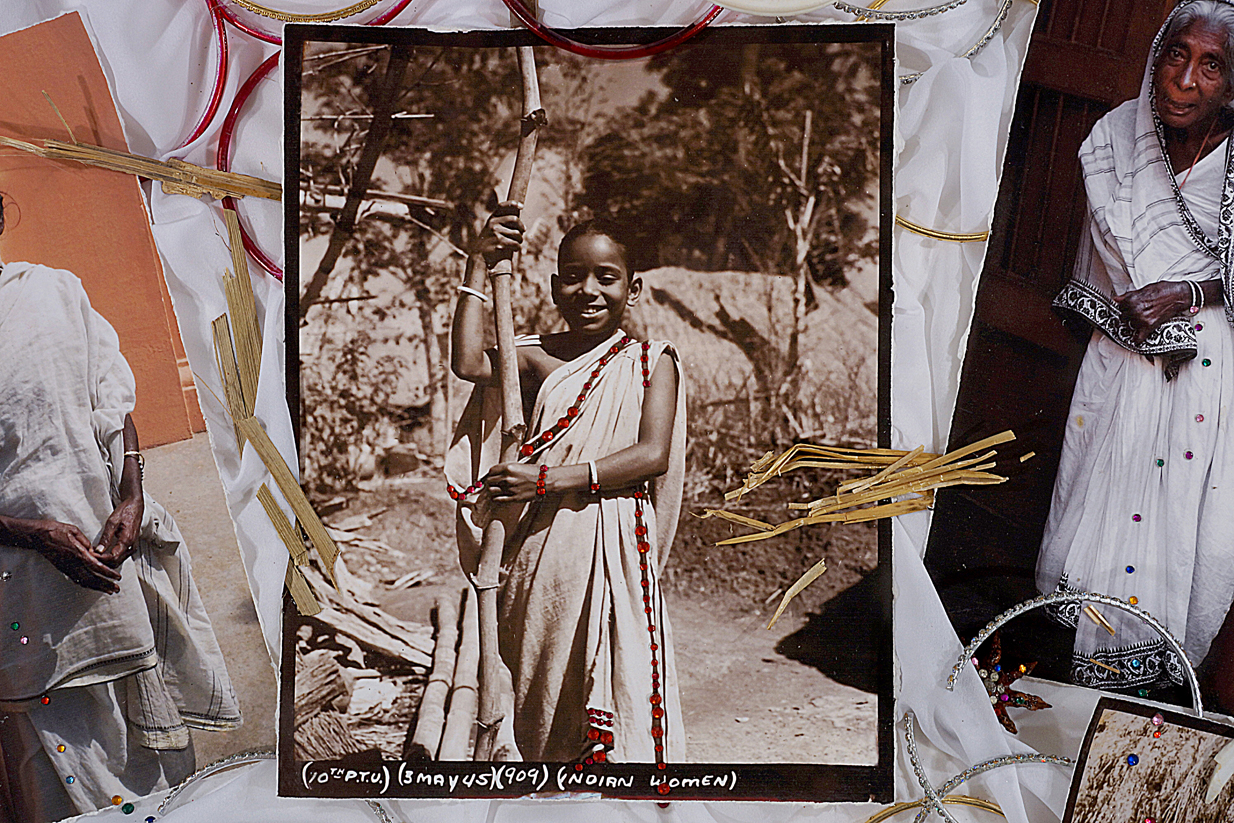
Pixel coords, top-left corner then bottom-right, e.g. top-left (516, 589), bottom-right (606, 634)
top-left (0, 1), bottom-right (1112, 821)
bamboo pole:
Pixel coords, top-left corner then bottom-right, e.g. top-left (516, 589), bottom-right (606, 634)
top-left (471, 47), bottom-right (545, 762)
top-left (438, 587), bottom-right (480, 760)
top-left (404, 592), bottom-right (460, 760)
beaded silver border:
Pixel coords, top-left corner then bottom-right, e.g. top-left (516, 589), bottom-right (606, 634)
top-left (900, 0), bottom-right (1015, 85)
top-left (157, 750), bottom-right (276, 814)
top-left (946, 591), bottom-right (1204, 716)
top-left (833, 0), bottom-right (970, 21)
top-left (902, 711), bottom-right (1074, 822)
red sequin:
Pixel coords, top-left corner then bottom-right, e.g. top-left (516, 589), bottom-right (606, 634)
top-left (651, 727), bottom-right (663, 738)
top-left (635, 525), bottom-right (647, 536)
top-left (648, 625), bottom-right (656, 632)
top-left (643, 380), bottom-right (651, 388)
top-left (40, 696), bottom-right (50, 705)
top-left (645, 607), bottom-right (652, 614)
top-left (652, 707), bottom-right (664, 719)
top-left (638, 542), bottom-right (649, 553)
top-left (559, 417), bottom-right (570, 428)
top-left (588, 728), bottom-right (599, 740)
top-left (650, 694), bottom-right (661, 704)
top-left (601, 732), bottom-right (613, 745)
top-left (657, 784), bottom-right (670, 795)
top-left (593, 751), bottom-right (606, 763)
top-left (650, 643), bottom-right (658, 651)
top-left (521, 444), bottom-right (534, 457)
top-left (657, 762), bottom-right (667, 770)
top-left (641, 580), bottom-right (650, 588)
top-left (567, 407), bottom-right (579, 417)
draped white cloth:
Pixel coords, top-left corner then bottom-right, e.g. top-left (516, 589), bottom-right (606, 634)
top-left (446, 332), bottom-right (687, 763)
top-left (0, 262), bottom-right (239, 822)
top-left (1037, 4), bottom-right (1234, 691)
top-left (0, 2), bottom-right (1079, 822)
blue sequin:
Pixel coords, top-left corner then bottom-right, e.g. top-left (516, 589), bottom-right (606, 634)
top-left (1127, 754), bottom-right (1139, 766)
top-left (1126, 566), bottom-right (1136, 574)
top-left (65, 776), bottom-right (74, 784)
top-left (1130, 659), bottom-right (1142, 669)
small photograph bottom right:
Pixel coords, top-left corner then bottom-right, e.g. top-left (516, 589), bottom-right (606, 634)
top-left (1066, 698), bottom-right (1234, 823)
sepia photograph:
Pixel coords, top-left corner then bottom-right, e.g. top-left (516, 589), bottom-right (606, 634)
top-left (0, 13), bottom-right (275, 823)
top-left (1063, 698), bottom-right (1234, 823)
top-left (926, 0), bottom-right (1234, 719)
top-left (282, 23), bottom-right (892, 802)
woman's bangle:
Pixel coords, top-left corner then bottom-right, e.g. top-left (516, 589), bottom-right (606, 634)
top-left (457, 284), bottom-right (489, 303)
top-left (124, 450), bottom-right (145, 480)
top-left (536, 465), bottom-right (549, 496)
top-left (587, 461), bottom-right (600, 494)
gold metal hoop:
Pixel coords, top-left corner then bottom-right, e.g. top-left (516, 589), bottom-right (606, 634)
top-left (895, 214), bottom-right (991, 243)
top-left (859, 795), bottom-right (1006, 823)
top-left (224, 0), bottom-right (380, 23)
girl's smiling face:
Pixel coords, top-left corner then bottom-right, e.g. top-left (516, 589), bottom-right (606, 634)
top-left (552, 233), bottom-right (641, 339)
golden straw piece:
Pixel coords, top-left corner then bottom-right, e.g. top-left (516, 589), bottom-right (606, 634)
top-left (705, 431), bottom-right (1018, 624)
top-left (222, 210), bottom-right (262, 411)
top-left (1084, 605), bottom-right (1117, 636)
top-left (1088, 658), bottom-right (1121, 675)
top-left (257, 484), bottom-right (321, 616)
top-left (211, 314), bottom-right (247, 448)
top-left (0, 134), bottom-right (279, 201)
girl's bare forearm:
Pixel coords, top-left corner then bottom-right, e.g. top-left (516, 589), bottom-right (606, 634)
top-left (451, 255), bottom-right (495, 383)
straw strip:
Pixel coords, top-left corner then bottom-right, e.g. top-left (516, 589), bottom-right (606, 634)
top-left (1084, 605), bottom-right (1117, 636)
top-left (235, 416), bottom-right (339, 584)
top-left (1088, 658), bottom-right (1121, 675)
top-left (767, 556), bottom-right (827, 629)
top-left (0, 134), bottom-right (279, 200)
top-left (211, 314), bottom-right (247, 447)
top-left (693, 510), bottom-right (775, 532)
top-left (257, 484), bottom-right (321, 616)
top-left (221, 210), bottom-right (262, 413)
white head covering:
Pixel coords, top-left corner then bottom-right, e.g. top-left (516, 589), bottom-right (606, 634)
top-left (1053, 0), bottom-right (1234, 377)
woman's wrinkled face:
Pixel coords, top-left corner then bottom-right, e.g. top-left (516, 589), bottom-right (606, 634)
top-left (1155, 21), bottom-right (1234, 132)
top-left (552, 233), bottom-right (640, 339)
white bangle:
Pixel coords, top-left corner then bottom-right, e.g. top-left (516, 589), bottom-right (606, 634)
top-left (457, 284), bottom-right (489, 303)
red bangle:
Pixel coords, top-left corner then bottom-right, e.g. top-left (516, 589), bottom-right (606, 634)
top-left (536, 465), bottom-right (549, 496)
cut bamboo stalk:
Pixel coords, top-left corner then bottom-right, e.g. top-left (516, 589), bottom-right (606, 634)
top-left (472, 45), bottom-right (545, 762)
top-left (438, 588), bottom-right (480, 760)
top-left (404, 593), bottom-right (460, 760)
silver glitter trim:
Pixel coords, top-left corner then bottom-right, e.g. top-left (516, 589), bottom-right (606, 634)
top-left (157, 750), bottom-right (276, 814)
top-left (900, 0), bottom-right (1015, 85)
top-left (945, 591), bottom-right (1204, 717)
top-left (833, 0), bottom-right (970, 21)
top-left (903, 711), bottom-right (1074, 822)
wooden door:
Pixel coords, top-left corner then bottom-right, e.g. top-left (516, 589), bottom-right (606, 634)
top-left (925, 1), bottom-right (1176, 643)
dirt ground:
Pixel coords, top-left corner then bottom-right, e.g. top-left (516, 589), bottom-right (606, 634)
top-left (143, 433), bottom-right (278, 768)
top-left (322, 475), bottom-right (881, 765)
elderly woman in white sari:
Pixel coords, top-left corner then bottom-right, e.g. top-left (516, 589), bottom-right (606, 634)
top-left (1040, 0), bottom-right (1234, 711)
top-left (0, 200), bottom-right (240, 822)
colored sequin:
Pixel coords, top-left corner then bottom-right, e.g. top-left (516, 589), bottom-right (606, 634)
top-left (8, 622), bottom-right (17, 631)
top-left (40, 696), bottom-right (49, 705)
top-left (0, 572), bottom-right (9, 581)
top-left (1132, 513), bottom-right (1141, 522)
top-left (1197, 414), bottom-right (1205, 423)
top-left (1127, 566), bottom-right (1136, 573)
top-left (1127, 754), bottom-right (1139, 766)
top-left (657, 784), bottom-right (671, 795)
top-left (112, 796), bottom-right (124, 805)
top-left (1153, 730), bottom-right (1162, 738)
top-left (1196, 323), bottom-right (1204, 331)
top-left (1131, 659), bottom-right (1142, 669)
top-left (122, 804), bottom-right (135, 814)
top-left (1156, 458), bottom-right (1164, 467)
top-left (65, 776), bottom-right (74, 784)
top-left (1185, 451), bottom-right (1194, 460)
top-left (1138, 688), bottom-right (1150, 697)
top-left (1151, 713), bottom-right (1164, 726)
top-left (18, 636), bottom-right (26, 645)
top-left (1203, 359), bottom-right (1212, 367)
top-left (57, 744), bottom-right (65, 753)
top-left (1129, 596), bottom-right (1139, 606)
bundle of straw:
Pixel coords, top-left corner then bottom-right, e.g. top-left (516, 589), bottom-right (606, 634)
top-left (699, 431), bottom-right (1016, 627)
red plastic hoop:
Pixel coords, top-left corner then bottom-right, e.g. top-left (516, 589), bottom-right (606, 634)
top-left (217, 50), bottom-right (283, 278)
top-left (176, 0), bottom-right (231, 150)
top-left (500, 0), bottom-right (724, 60)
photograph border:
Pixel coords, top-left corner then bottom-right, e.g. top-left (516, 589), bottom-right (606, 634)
top-left (279, 22), bottom-right (896, 803)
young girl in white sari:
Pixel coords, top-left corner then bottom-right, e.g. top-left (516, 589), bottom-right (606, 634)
top-left (447, 208), bottom-right (686, 764)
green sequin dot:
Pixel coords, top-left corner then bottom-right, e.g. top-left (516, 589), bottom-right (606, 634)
top-left (1155, 458), bottom-right (1164, 467)
top-left (8, 622), bottom-right (17, 631)
top-left (1203, 359), bottom-right (1212, 367)
top-left (1137, 688), bottom-right (1150, 698)
top-left (122, 803), bottom-right (135, 814)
